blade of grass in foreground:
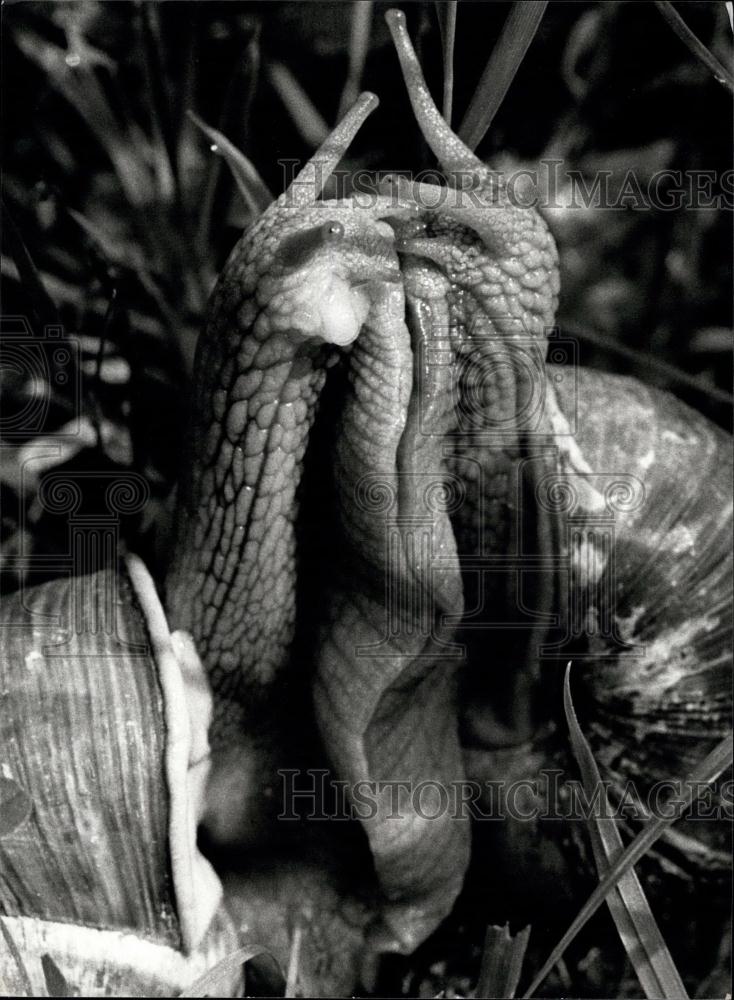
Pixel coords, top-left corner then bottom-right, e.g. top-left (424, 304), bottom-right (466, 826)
top-left (1, 200), bottom-right (60, 330)
top-left (337, 1), bottom-right (374, 122)
top-left (434, 0), bottom-right (458, 125)
top-left (523, 730), bottom-right (733, 997)
top-left (186, 112), bottom-right (273, 217)
top-left (285, 913), bottom-right (304, 997)
top-left (40, 954), bottom-right (72, 998)
top-left (654, 1), bottom-right (734, 93)
top-left (266, 61), bottom-right (330, 148)
top-left (458, 2), bottom-right (548, 151)
top-left (561, 320), bottom-right (734, 408)
top-left (0, 916), bottom-right (33, 996)
top-left (476, 923), bottom-right (531, 999)
top-left (563, 664), bottom-right (689, 999)
top-left (180, 944), bottom-right (284, 998)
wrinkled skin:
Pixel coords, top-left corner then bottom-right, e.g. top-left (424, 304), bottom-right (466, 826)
top-left (167, 93), bottom-right (412, 727)
top-left (166, 11), bottom-right (732, 958)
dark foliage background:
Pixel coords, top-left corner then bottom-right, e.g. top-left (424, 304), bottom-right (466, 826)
top-left (0, 2), bottom-right (732, 996)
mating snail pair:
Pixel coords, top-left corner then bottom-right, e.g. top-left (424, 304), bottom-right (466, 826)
top-left (2, 8), bottom-right (731, 995)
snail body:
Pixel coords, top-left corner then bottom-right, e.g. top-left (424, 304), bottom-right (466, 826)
top-left (160, 6), bottom-right (732, 956)
top-left (165, 6), bottom-right (730, 954)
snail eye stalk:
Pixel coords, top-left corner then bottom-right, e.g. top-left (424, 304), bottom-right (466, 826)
top-left (279, 219), bottom-right (345, 269)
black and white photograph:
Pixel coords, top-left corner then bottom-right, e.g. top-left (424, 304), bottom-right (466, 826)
top-left (1, 2), bottom-right (732, 997)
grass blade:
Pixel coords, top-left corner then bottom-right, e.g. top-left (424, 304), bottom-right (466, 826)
top-left (458, 2), bottom-right (548, 151)
top-left (563, 665), bottom-right (689, 1000)
top-left (337, 1), bottom-right (374, 122)
top-left (0, 917), bottom-right (33, 996)
top-left (476, 923), bottom-right (531, 999)
top-left (523, 731), bottom-right (733, 997)
top-left (67, 207), bottom-right (181, 339)
top-left (654, 1), bottom-right (734, 93)
top-left (1, 199), bottom-right (60, 330)
top-left (0, 776), bottom-right (33, 837)
top-left (179, 944), bottom-right (284, 998)
top-left (266, 60), bottom-right (329, 147)
top-left (434, 1), bottom-right (458, 125)
top-left (560, 321), bottom-right (734, 408)
top-left (285, 914), bottom-right (304, 997)
top-left (13, 28), bottom-right (152, 210)
top-left (41, 953), bottom-right (74, 997)
top-left (187, 112), bottom-right (273, 217)
top-left (137, 4), bottom-right (178, 202)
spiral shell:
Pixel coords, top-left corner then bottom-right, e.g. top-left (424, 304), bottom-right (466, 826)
top-left (554, 369), bottom-right (732, 880)
top-left (0, 556), bottom-right (239, 996)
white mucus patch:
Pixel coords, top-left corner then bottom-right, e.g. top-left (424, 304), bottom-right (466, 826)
top-left (545, 385), bottom-right (606, 512)
top-left (315, 274), bottom-right (370, 346)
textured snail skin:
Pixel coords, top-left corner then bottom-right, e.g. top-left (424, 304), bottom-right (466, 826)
top-left (163, 10), bottom-right (732, 958)
top-left (164, 60), bottom-right (561, 955)
top-left (165, 94), bottom-right (412, 739)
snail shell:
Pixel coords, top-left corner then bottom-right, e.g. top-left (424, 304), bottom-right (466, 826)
top-left (0, 556), bottom-right (239, 997)
top-left (464, 366), bottom-right (732, 895)
top-left (553, 369), bottom-right (731, 881)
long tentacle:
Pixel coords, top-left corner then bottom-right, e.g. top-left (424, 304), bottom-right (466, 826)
top-left (385, 10), bottom-right (487, 186)
top-left (284, 92), bottom-right (379, 206)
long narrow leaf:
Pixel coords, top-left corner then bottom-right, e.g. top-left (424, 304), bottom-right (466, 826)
top-left (1, 200), bottom-right (60, 330)
top-left (0, 917), bottom-right (33, 997)
top-left (179, 944), bottom-right (284, 998)
top-left (285, 915), bottom-right (303, 998)
top-left (654, 1), bottom-right (734, 93)
top-left (0, 776), bottom-right (33, 837)
top-left (434, 1), bottom-right (458, 124)
top-left (67, 207), bottom-right (183, 348)
top-left (564, 665), bottom-right (688, 1000)
top-left (337, 1), bottom-right (374, 122)
top-left (190, 24), bottom-right (261, 258)
top-left (266, 61), bottom-right (329, 147)
top-left (562, 321), bottom-right (734, 408)
top-left (41, 954), bottom-right (74, 997)
top-left (523, 731), bottom-right (733, 997)
top-left (476, 923), bottom-right (531, 999)
top-left (458, 2), bottom-right (548, 151)
top-left (138, 4), bottom-right (180, 197)
top-left (187, 112), bottom-right (272, 217)
top-left (13, 28), bottom-right (152, 210)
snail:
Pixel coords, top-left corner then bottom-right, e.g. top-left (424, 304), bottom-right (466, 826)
top-left (1, 4), bottom-right (731, 990)
top-left (166, 5), bottom-right (730, 956)
top-left (0, 552), bottom-right (240, 995)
